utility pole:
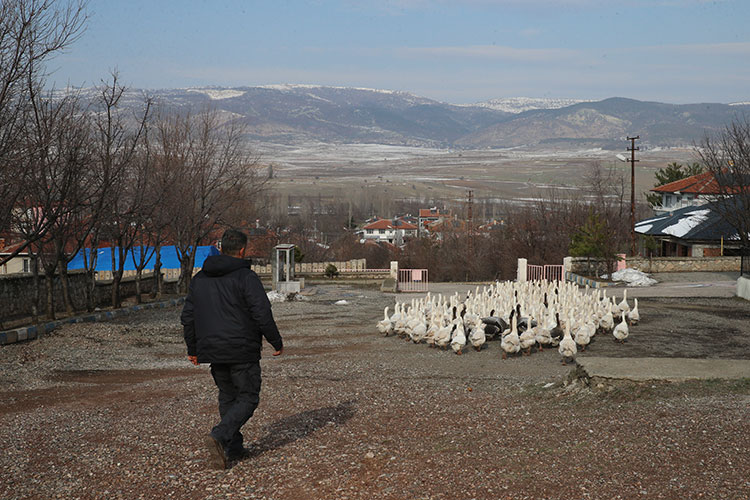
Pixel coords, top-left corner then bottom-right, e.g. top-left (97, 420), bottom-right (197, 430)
top-left (467, 189), bottom-right (474, 256)
top-left (627, 136), bottom-right (640, 256)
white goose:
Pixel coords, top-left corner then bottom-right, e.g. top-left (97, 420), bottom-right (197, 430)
top-left (519, 314), bottom-right (537, 355)
top-left (377, 306), bottom-right (392, 336)
top-left (627, 298), bottom-right (640, 325)
top-left (501, 315), bottom-right (521, 359)
top-left (450, 320), bottom-right (466, 355)
top-left (617, 289), bottom-right (630, 318)
top-left (435, 323), bottom-right (453, 349)
top-left (468, 315), bottom-right (486, 351)
top-left (613, 314), bottom-right (629, 343)
top-left (599, 301), bottom-right (615, 332)
top-left (558, 323), bottom-right (577, 365)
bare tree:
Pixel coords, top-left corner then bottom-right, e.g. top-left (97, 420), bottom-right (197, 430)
top-left (0, 0), bottom-right (87, 264)
top-left (698, 118), bottom-right (750, 248)
top-left (91, 73), bottom-right (152, 308)
top-left (155, 108), bottom-right (267, 293)
top-left (19, 85), bottom-right (90, 319)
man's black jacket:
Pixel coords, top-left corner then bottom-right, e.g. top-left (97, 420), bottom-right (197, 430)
top-left (181, 254), bottom-right (283, 364)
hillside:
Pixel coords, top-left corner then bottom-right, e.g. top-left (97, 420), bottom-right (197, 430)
top-left (456, 98), bottom-right (750, 149)
top-left (67, 85), bottom-right (750, 149)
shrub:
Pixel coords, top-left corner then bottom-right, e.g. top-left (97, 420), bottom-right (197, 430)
top-left (324, 264), bottom-right (339, 278)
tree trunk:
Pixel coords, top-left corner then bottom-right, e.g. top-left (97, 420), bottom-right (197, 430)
top-left (152, 244), bottom-right (162, 299)
top-left (45, 271), bottom-right (56, 320)
top-left (86, 269), bottom-right (96, 312)
top-left (135, 268), bottom-right (142, 304)
top-left (85, 246), bottom-right (100, 312)
top-left (32, 256), bottom-right (40, 324)
top-left (112, 271), bottom-right (122, 309)
top-left (111, 244), bottom-right (126, 309)
top-left (178, 247), bottom-right (195, 295)
top-left (59, 261), bottom-right (74, 316)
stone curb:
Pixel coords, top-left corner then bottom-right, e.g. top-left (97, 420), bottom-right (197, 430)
top-left (0, 297), bottom-right (186, 346)
top-left (565, 271), bottom-right (609, 289)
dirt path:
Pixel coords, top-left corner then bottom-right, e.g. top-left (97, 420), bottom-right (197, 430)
top-left (1, 284), bottom-right (749, 500)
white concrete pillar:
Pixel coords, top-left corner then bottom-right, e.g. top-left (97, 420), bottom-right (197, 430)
top-left (517, 258), bottom-right (527, 282)
top-left (390, 261), bottom-right (399, 280)
top-left (563, 256), bottom-right (572, 272)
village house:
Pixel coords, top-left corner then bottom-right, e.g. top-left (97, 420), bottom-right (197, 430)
top-left (417, 207), bottom-right (446, 237)
top-left (0, 239), bottom-right (32, 275)
top-left (650, 171), bottom-right (720, 215)
top-left (639, 169), bottom-right (748, 257)
top-left (360, 217), bottom-right (418, 245)
top-left (636, 204), bottom-right (744, 257)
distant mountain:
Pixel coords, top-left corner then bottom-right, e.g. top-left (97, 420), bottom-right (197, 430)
top-left (456, 97), bottom-right (750, 149)
top-left (472, 97), bottom-right (592, 114)
top-left (65, 85), bottom-right (750, 149)
top-left (132, 85), bottom-right (512, 148)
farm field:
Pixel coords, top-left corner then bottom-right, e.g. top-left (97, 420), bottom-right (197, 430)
top-left (257, 143), bottom-right (698, 209)
top-left (2, 282), bottom-right (749, 499)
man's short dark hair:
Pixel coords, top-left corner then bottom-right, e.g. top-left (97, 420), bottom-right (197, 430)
top-left (221, 229), bottom-right (247, 256)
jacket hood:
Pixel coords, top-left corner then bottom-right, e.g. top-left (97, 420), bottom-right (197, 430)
top-left (201, 254), bottom-right (251, 277)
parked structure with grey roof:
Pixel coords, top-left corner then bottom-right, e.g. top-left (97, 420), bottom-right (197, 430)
top-left (636, 204), bottom-right (744, 257)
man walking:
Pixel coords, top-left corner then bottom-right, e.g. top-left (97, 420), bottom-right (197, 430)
top-left (181, 229), bottom-right (283, 469)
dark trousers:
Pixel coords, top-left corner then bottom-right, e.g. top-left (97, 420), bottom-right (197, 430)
top-left (209, 362), bottom-right (262, 456)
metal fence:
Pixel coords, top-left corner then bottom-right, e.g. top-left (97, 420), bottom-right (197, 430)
top-left (398, 268), bottom-right (429, 292)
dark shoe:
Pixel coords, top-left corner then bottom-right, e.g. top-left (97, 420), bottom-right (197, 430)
top-left (206, 434), bottom-right (229, 470)
top-left (227, 446), bottom-right (252, 462)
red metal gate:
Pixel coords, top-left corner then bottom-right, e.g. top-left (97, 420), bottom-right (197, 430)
top-left (527, 264), bottom-right (564, 282)
top-left (398, 269), bottom-right (429, 292)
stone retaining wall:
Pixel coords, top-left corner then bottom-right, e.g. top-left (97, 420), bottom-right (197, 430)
top-left (0, 271), bottom-right (158, 323)
top-left (569, 256), bottom-right (741, 276)
top-left (0, 297), bottom-right (185, 346)
top-left (626, 256), bottom-right (741, 273)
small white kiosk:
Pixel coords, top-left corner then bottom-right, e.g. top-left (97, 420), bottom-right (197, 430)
top-left (273, 244), bottom-right (301, 294)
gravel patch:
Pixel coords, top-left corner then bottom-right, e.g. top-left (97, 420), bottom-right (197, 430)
top-left (1, 284), bottom-right (749, 499)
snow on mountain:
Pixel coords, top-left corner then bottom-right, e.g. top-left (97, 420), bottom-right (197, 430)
top-left (187, 88), bottom-right (246, 100)
top-left (729, 101), bottom-right (750, 106)
top-left (473, 97), bottom-right (592, 114)
top-left (259, 83), bottom-right (403, 96)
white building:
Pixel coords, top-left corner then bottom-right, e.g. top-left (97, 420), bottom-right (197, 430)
top-left (361, 218), bottom-right (418, 245)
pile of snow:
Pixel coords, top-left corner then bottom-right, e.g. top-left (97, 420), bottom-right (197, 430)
top-left (267, 291), bottom-right (287, 303)
top-left (601, 268), bottom-right (657, 287)
top-left (334, 299), bottom-right (349, 305)
top-left (267, 291), bottom-right (308, 303)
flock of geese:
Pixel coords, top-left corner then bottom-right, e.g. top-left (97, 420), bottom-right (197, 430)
top-left (376, 280), bottom-right (641, 364)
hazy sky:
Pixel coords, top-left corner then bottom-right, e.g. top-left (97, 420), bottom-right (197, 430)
top-left (51, 0), bottom-right (750, 104)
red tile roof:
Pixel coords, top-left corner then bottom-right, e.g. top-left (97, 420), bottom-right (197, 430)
top-left (651, 171), bottom-right (720, 194)
top-left (0, 240), bottom-right (30, 256)
top-left (419, 208), bottom-right (442, 217)
top-left (363, 219), bottom-right (417, 230)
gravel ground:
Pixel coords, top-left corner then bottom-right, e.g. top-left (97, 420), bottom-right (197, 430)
top-left (1, 284), bottom-right (750, 500)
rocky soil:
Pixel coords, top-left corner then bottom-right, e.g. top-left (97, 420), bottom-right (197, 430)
top-left (1, 284), bottom-right (749, 500)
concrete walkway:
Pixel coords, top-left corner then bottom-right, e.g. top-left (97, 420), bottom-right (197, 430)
top-left (619, 272), bottom-right (741, 299)
top-left (393, 272), bottom-right (743, 300)
top-left (577, 356), bottom-right (750, 382)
